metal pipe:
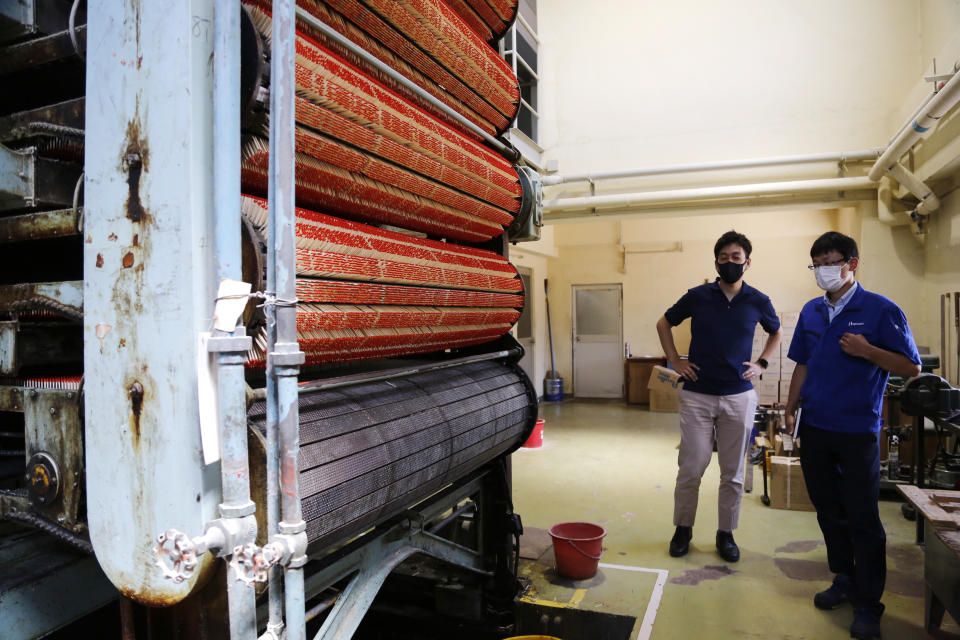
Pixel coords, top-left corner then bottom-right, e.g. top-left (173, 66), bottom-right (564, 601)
top-left (213, 3), bottom-right (257, 639)
top-left (543, 176), bottom-right (877, 213)
top-left (249, 348), bottom-right (517, 400)
top-left (214, 0), bottom-right (243, 284)
top-left (886, 162), bottom-right (941, 214)
top-left (887, 91), bottom-right (935, 146)
top-left (942, 294), bottom-right (947, 379)
top-left (543, 149), bottom-right (883, 186)
top-left (427, 500), bottom-right (476, 534)
top-left (304, 592), bottom-right (341, 623)
top-left (292, 6), bottom-right (516, 159)
top-left (869, 68), bottom-right (960, 181)
top-left (264, 339), bottom-right (283, 636)
top-left (268, 2), bottom-right (307, 640)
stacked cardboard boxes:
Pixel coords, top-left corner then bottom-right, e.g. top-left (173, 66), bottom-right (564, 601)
top-left (751, 311), bottom-right (799, 405)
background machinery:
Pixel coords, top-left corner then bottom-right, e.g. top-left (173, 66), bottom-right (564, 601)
top-left (0, 0), bottom-right (543, 637)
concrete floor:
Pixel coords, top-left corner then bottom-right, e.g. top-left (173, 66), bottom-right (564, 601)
top-left (511, 399), bottom-right (960, 640)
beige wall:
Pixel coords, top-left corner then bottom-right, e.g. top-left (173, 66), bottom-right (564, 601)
top-left (529, 1), bottom-right (960, 394)
top-left (546, 211), bottom-right (835, 393)
top-left (538, 0), bottom-right (924, 175)
top-left (510, 226), bottom-right (558, 391)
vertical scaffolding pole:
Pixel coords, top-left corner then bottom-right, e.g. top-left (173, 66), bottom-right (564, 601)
top-left (211, 2), bottom-right (257, 638)
top-left (267, 1), bottom-right (307, 639)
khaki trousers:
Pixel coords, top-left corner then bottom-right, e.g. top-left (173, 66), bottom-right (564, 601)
top-left (673, 388), bottom-right (758, 532)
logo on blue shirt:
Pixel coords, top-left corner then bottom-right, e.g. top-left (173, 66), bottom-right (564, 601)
top-left (848, 321), bottom-right (864, 326)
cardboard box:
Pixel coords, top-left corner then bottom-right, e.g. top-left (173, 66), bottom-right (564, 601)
top-left (768, 456), bottom-right (815, 511)
top-left (647, 365), bottom-right (683, 413)
top-left (780, 311), bottom-right (800, 328)
top-left (778, 379), bottom-right (792, 400)
top-left (773, 434), bottom-right (800, 456)
top-left (757, 379), bottom-right (779, 405)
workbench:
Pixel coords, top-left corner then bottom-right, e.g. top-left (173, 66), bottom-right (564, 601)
top-left (898, 485), bottom-right (960, 633)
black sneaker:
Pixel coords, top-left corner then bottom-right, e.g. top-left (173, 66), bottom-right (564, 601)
top-left (814, 573), bottom-right (851, 610)
top-left (850, 603), bottom-right (884, 639)
top-left (669, 526), bottom-right (692, 557)
top-left (715, 530), bottom-right (739, 562)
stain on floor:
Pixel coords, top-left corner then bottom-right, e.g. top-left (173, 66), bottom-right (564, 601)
top-left (887, 542), bottom-right (923, 571)
top-left (520, 526), bottom-right (554, 560)
top-left (775, 540), bottom-right (824, 554)
top-left (669, 564), bottom-right (737, 586)
top-left (886, 568), bottom-right (924, 599)
top-left (774, 557), bottom-right (832, 581)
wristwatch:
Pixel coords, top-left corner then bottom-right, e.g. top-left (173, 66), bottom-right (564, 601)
top-left (755, 358), bottom-right (768, 369)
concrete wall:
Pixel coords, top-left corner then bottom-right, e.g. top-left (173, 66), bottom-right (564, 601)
top-left (531, 0), bottom-right (960, 394)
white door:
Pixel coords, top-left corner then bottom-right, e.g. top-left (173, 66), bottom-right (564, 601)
top-left (572, 284), bottom-right (623, 398)
top-left (516, 269), bottom-right (535, 381)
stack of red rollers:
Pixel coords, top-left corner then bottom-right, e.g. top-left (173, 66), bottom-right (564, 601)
top-left (241, 1), bottom-right (524, 367)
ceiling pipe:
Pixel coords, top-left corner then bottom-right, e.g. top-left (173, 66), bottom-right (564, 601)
top-left (868, 67), bottom-right (960, 183)
top-left (886, 162), bottom-right (940, 215)
top-left (542, 149), bottom-right (882, 186)
top-left (542, 176), bottom-right (876, 213)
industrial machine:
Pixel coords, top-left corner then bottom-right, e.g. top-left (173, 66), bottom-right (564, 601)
top-left (0, 1), bottom-right (542, 638)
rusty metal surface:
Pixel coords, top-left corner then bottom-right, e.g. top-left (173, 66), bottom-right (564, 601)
top-left (0, 281), bottom-right (83, 317)
top-left (0, 208), bottom-right (80, 243)
top-left (83, 0), bottom-right (220, 606)
top-left (23, 388), bottom-right (83, 532)
top-left (0, 97), bottom-right (85, 144)
top-left (0, 24), bottom-right (85, 75)
top-left (0, 145), bottom-right (82, 211)
top-left (0, 385), bottom-right (24, 412)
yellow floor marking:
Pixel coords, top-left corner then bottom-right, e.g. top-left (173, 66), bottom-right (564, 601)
top-left (569, 588), bottom-right (588, 606)
top-left (518, 596), bottom-right (575, 610)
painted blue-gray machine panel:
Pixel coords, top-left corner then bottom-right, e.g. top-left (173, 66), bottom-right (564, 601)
top-left (83, 0), bottom-right (222, 605)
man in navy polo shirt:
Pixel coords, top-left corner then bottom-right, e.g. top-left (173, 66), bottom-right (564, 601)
top-left (784, 231), bottom-right (920, 640)
top-left (656, 230), bottom-right (781, 562)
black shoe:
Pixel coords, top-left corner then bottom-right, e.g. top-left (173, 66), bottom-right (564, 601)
top-left (669, 526), bottom-right (692, 557)
top-left (814, 573), bottom-right (851, 610)
top-left (850, 603), bottom-right (884, 639)
top-left (715, 530), bottom-right (739, 562)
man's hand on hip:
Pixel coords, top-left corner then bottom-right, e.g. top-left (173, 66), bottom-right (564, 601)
top-left (669, 358), bottom-right (699, 382)
top-left (741, 361), bottom-right (764, 380)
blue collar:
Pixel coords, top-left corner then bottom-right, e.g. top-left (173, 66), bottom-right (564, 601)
top-left (813, 282), bottom-right (865, 320)
top-left (822, 281), bottom-right (859, 309)
top-left (710, 279), bottom-right (750, 300)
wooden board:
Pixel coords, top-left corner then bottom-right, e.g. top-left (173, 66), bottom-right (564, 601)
top-left (898, 485), bottom-right (960, 530)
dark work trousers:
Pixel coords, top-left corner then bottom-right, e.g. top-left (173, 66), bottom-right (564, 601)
top-left (799, 423), bottom-right (885, 608)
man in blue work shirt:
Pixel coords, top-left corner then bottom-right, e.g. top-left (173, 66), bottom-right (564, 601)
top-left (657, 230), bottom-right (781, 562)
top-left (784, 231), bottom-right (920, 640)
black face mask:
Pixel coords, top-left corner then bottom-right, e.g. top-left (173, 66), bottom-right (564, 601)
top-left (716, 261), bottom-right (745, 284)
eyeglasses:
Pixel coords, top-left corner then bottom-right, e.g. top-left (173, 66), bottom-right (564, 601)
top-left (807, 259), bottom-right (847, 271)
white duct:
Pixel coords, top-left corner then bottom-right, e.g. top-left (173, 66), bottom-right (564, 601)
top-left (542, 149), bottom-right (882, 186)
top-left (868, 68), bottom-right (960, 184)
top-left (542, 176), bottom-right (876, 214)
top-left (886, 162), bottom-right (940, 215)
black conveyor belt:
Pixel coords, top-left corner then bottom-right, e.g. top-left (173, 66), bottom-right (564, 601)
top-left (247, 359), bottom-right (537, 551)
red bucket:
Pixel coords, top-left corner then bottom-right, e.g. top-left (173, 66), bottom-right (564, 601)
top-left (523, 418), bottom-right (544, 448)
top-left (548, 522), bottom-right (606, 580)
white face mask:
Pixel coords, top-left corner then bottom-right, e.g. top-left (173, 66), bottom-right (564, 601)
top-left (815, 265), bottom-right (846, 292)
